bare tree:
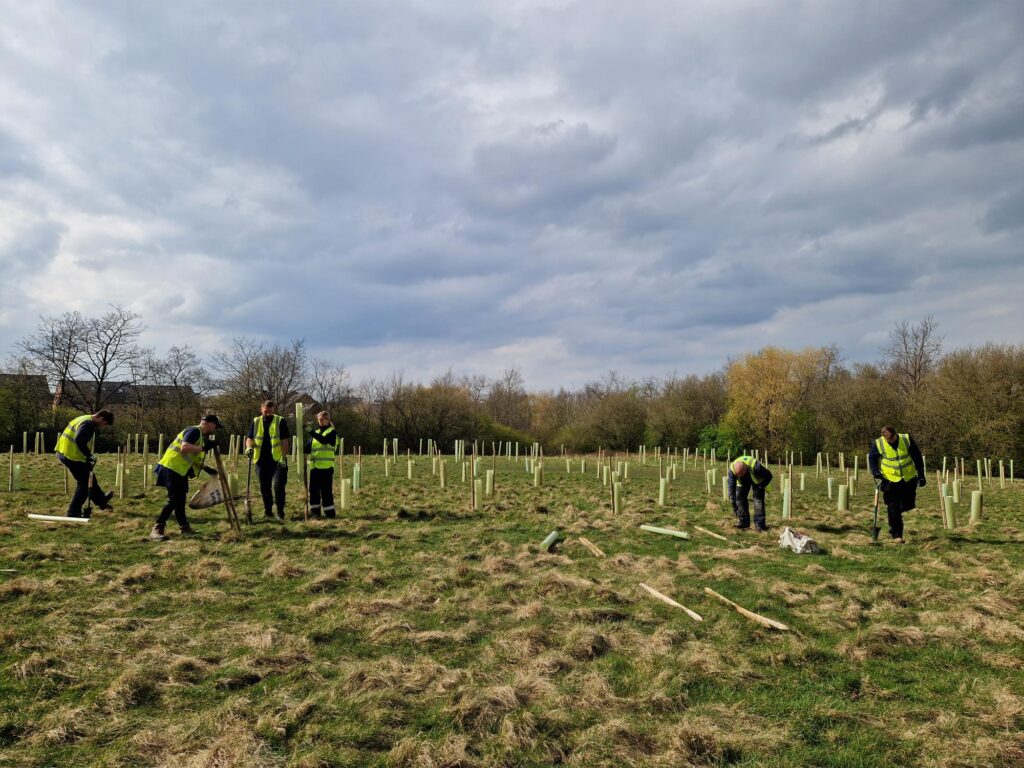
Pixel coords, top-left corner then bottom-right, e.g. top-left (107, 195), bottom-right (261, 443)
top-left (17, 311), bottom-right (86, 407)
top-left (486, 367), bottom-right (530, 431)
top-left (69, 306), bottom-right (149, 411)
top-left (882, 317), bottom-right (943, 398)
top-left (214, 337), bottom-right (308, 407)
top-left (308, 358), bottom-right (351, 412)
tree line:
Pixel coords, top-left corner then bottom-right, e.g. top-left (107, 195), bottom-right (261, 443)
top-left (2, 310), bottom-right (1021, 462)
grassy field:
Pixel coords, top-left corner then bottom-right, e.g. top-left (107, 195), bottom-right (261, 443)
top-left (1, 451), bottom-right (1023, 767)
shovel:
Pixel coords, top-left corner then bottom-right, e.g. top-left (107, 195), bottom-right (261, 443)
top-left (871, 486), bottom-right (881, 543)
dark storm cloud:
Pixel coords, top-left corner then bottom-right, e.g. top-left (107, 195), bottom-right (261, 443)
top-left (0, 1), bottom-right (1021, 387)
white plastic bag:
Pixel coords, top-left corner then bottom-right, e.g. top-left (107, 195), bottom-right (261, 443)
top-left (778, 526), bottom-right (820, 554)
top-left (189, 475), bottom-right (228, 509)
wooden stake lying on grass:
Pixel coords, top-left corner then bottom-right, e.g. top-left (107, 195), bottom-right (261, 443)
top-left (640, 524), bottom-right (691, 540)
top-left (704, 587), bottom-right (788, 631)
top-left (639, 583), bottom-right (703, 622)
top-left (694, 525), bottom-right (729, 542)
top-left (578, 537), bottom-right (605, 557)
top-left (28, 514), bottom-right (90, 524)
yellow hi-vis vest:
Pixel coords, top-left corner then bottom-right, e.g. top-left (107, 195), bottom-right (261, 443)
top-left (252, 415), bottom-right (283, 463)
top-left (158, 426), bottom-right (207, 477)
top-left (875, 433), bottom-right (917, 483)
top-left (310, 427), bottom-right (337, 470)
top-left (56, 414), bottom-right (93, 463)
top-left (733, 455), bottom-right (767, 485)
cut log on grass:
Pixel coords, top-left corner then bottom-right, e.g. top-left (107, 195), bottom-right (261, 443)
top-left (639, 583), bottom-right (703, 622)
top-left (639, 524), bottom-right (691, 540)
top-left (578, 537), bottom-right (605, 557)
top-left (694, 525), bottom-right (729, 542)
top-left (540, 530), bottom-right (561, 552)
top-left (28, 514), bottom-right (90, 524)
top-left (704, 587), bottom-right (788, 631)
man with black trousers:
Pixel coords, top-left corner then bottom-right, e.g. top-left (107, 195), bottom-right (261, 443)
top-left (869, 426), bottom-right (925, 544)
top-left (306, 410), bottom-right (338, 518)
top-left (150, 414), bottom-right (220, 541)
top-left (727, 455), bottom-right (773, 532)
top-left (245, 400), bottom-right (291, 520)
top-left (55, 410), bottom-right (116, 518)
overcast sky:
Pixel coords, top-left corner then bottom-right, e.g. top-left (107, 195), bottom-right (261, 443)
top-left (1, 1), bottom-right (1021, 389)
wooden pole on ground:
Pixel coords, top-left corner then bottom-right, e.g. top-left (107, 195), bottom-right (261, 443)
top-left (639, 583), bottom-right (703, 622)
top-left (704, 587), bottom-right (788, 631)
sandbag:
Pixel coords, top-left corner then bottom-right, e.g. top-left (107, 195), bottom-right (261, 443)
top-left (778, 526), bottom-right (820, 554)
top-left (189, 475), bottom-right (235, 509)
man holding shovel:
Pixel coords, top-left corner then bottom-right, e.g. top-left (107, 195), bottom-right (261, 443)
top-left (149, 414), bottom-right (220, 541)
top-left (244, 400), bottom-right (291, 520)
top-left (869, 426), bottom-right (925, 544)
top-left (55, 410), bottom-right (116, 518)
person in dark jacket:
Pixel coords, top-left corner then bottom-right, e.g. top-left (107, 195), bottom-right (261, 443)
top-left (149, 414), bottom-right (220, 541)
top-left (305, 411), bottom-right (339, 518)
top-left (244, 400), bottom-right (291, 520)
top-left (55, 410), bottom-right (115, 518)
top-left (728, 455), bottom-right (773, 532)
top-left (868, 426), bottom-right (925, 544)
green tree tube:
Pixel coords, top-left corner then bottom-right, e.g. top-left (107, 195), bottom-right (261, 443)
top-left (799, 473), bottom-right (805, 491)
top-left (952, 480), bottom-right (961, 503)
top-left (474, 479), bottom-right (483, 509)
top-left (439, 460), bottom-right (446, 488)
top-left (485, 469), bottom-right (494, 496)
top-left (976, 460), bottom-right (983, 490)
top-left (970, 490), bottom-right (982, 524)
top-left (999, 460), bottom-right (1005, 489)
top-left (782, 478), bottom-right (791, 519)
top-left (658, 478), bottom-right (667, 506)
top-left (721, 476), bottom-right (729, 501)
top-left (613, 481), bottom-right (623, 514)
top-left (533, 464), bottom-right (542, 487)
top-left (340, 478), bottom-right (351, 509)
top-left (540, 530), bottom-right (560, 551)
top-left (12, 464), bottom-right (20, 491)
top-left (944, 495), bottom-right (956, 530)
top-left (837, 484), bottom-right (849, 511)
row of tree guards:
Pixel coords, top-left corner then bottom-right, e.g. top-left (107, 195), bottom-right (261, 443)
top-left (2, 425), bottom-right (1015, 526)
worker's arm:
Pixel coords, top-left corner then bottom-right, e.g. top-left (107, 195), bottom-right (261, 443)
top-left (756, 462), bottom-right (773, 487)
top-left (178, 427), bottom-right (204, 455)
top-left (727, 470), bottom-right (737, 506)
top-left (908, 437), bottom-right (925, 484)
top-left (868, 442), bottom-right (882, 478)
top-left (74, 420), bottom-right (97, 460)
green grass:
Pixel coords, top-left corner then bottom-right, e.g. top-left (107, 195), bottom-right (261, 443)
top-left (1, 453), bottom-right (1023, 767)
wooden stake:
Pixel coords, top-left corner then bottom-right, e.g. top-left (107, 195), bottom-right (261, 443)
top-left (639, 583), bottom-right (703, 622)
top-left (578, 537), bottom-right (605, 557)
top-left (694, 525), bottom-right (729, 542)
top-left (703, 587), bottom-right (788, 631)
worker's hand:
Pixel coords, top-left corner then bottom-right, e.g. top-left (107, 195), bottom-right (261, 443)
top-left (918, 476), bottom-right (926, 487)
top-left (878, 479), bottom-right (890, 492)
top-left (244, 447), bottom-right (253, 458)
top-left (86, 455), bottom-right (98, 468)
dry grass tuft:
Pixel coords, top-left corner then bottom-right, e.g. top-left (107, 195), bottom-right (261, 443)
top-left (186, 558), bottom-right (233, 584)
top-left (450, 683), bottom-right (522, 730)
top-left (305, 566), bottom-right (349, 593)
top-left (563, 626), bottom-right (616, 660)
top-left (105, 666), bottom-right (161, 710)
top-left (265, 555), bottom-right (306, 578)
top-left (387, 734), bottom-right (479, 768)
top-left (112, 563), bottom-right (155, 589)
top-left (839, 624), bottom-right (928, 661)
top-left (166, 716), bottom-right (280, 768)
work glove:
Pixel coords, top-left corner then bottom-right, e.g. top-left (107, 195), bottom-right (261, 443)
top-left (918, 476), bottom-right (926, 487)
top-left (244, 446), bottom-right (254, 458)
top-left (878, 479), bottom-right (890, 492)
top-left (86, 455), bottom-right (98, 468)
top-left (203, 466), bottom-right (218, 476)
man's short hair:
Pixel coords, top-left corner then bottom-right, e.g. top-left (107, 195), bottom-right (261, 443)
top-left (95, 409), bottom-right (115, 425)
top-left (262, 400), bottom-right (275, 409)
top-left (881, 425), bottom-right (896, 438)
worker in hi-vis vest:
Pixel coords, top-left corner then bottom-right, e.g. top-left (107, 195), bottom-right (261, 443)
top-left (55, 409), bottom-right (115, 518)
top-left (868, 426), bottom-right (925, 544)
top-left (727, 455), bottom-right (773, 532)
top-left (305, 410), bottom-right (339, 518)
top-left (244, 400), bottom-right (291, 520)
top-left (149, 414), bottom-right (220, 541)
